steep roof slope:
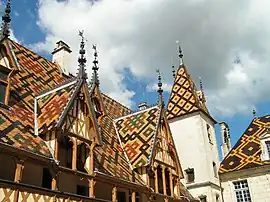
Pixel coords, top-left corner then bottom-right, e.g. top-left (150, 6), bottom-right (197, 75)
top-left (167, 64), bottom-right (210, 121)
top-left (219, 115), bottom-right (270, 174)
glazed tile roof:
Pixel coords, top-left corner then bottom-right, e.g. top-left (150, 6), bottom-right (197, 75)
top-left (219, 115), bottom-right (270, 174)
top-left (114, 106), bottom-right (160, 169)
top-left (94, 96), bottom-right (145, 184)
top-left (167, 64), bottom-right (209, 120)
top-left (37, 81), bottom-right (77, 134)
top-left (0, 39), bottom-right (67, 158)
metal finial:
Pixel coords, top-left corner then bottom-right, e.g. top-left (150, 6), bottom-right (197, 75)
top-left (199, 77), bottom-right (206, 103)
top-left (92, 44), bottom-right (99, 86)
top-left (156, 69), bottom-right (164, 106)
top-left (172, 64), bottom-right (176, 79)
top-left (78, 30), bottom-right (87, 79)
top-left (176, 41), bottom-right (184, 65)
top-left (1, 0), bottom-right (11, 39)
top-left (252, 108), bottom-right (257, 119)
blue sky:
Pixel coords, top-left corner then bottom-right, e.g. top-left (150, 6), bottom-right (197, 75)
top-left (3, 0), bottom-right (270, 160)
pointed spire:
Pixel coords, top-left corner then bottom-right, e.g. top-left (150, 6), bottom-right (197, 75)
top-left (199, 77), bottom-right (206, 103)
top-left (156, 69), bottom-right (164, 106)
top-left (92, 44), bottom-right (100, 87)
top-left (172, 64), bottom-right (176, 79)
top-left (252, 108), bottom-right (257, 119)
top-left (178, 45), bottom-right (184, 65)
top-left (78, 30), bottom-right (87, 80)
top-left (1, 0), bottom-right (11, 39)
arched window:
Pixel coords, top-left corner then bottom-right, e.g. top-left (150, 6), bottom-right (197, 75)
top-left (77, 143), bottom-right (89, 172)
top-left (157, 166), bottom-right (163, 194)
top-left (165, 168), bottom-right (171, 196)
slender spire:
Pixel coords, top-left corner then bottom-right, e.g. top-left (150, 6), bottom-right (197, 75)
top-left (78, 30), bottom-right (87, 80)
top-left (178, 45), bottom-right (184, 65)
top-left (252, 108), bottom-right (257, 119)
top-left (172, 64), bottom-right (176, 79)
top-left (92, 44), bottom-right (100, 86)
top-left (156, 69), bottom-right (164, 106)
top-left (1, 0), bottom-right (11, 39)
top-left (199, 77), bottom-right (206, 103)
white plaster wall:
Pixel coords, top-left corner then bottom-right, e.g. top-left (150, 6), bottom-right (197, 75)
top-left (169, 112), bottom-right (221, 201)
top-left (52, 50), bottom-right (71, 75)
top-left (221, 168), bottom-right (270, 202)
top-left (188, 186), bottom-right (221, 202)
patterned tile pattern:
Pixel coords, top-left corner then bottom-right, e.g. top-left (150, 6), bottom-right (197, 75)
top-left (0, 108), bottom-right (52, 157)
top-left (167, 64), bottom-right (209, 120)
top-left (38, 82), bottom-right (76, 134)
top-left (102, 93), bottom-right (132, 119)
top-left (115, 106), bottom-right (160, 168)
top-left (0, 39), bottom-right (67, 158)
top-left (94, 97), bottom-right (145, 184)
top-left (219, 115), bottom-right (270, 174)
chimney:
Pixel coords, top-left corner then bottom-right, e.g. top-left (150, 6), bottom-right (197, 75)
top-left (52, 40), bottom-right (72, 75)
top-left (138, 102), bottom-right (148, 110)
top-left (219, 122), bottom-right (232, 158)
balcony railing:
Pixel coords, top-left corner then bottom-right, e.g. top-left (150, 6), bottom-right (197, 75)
top-left (0, 179), bottom-right (110, 202)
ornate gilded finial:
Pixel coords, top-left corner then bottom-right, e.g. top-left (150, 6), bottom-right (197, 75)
top-left (1, 0), bottom-right (11, 39)
top-left (199, 77), bottom-right (206, 103)
top-left (252, 108), bottom-right (257, 119)
top-left (92, 44), bottom-right (100, 86)
top-left (156, 69), bottom-right (164, 106)
top-left (78, 30), bottom-right (87, 80)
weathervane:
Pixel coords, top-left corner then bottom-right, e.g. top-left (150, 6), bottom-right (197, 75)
top-left (78, 30), bottom-right (87, 79)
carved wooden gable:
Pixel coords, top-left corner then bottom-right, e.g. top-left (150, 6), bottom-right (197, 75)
top-left (62, 83), bottom-right (99, 142)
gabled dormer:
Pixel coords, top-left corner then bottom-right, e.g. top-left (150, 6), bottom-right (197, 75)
top-left (260, 124), bottom-right (270, 161)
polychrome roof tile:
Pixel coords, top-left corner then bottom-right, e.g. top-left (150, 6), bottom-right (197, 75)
top-left (219, 115), bottom-right (270, 174)
top-left (114, 106), bottom-right (160, 169)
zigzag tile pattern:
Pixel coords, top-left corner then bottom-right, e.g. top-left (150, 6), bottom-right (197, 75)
top-left (167, 64), bottom-right (209, 120)
top-left (38, 82), bottom-right (76, 134)
top-left (115, 106), bottom-right (160, 168)
top-left (219, 115), bottom-right (270, 174)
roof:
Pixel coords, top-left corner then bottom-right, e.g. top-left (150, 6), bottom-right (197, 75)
top-left (114, 105), bottom-right (161, 169)
top-left (0, 39), bottom-right (67, 158)
top-left (95, 94), bottom-right (145, 184)
top-left (167, 64), bottom-right (210, 121)
top-left (219, 115), bottom-right (270, 174)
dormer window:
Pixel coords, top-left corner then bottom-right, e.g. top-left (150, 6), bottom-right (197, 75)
top-left (0, 46), bottom-right (12, 105)
top-left (0, 65), bottom-right (11, 105)
top-left (92, 96), bottom-right (102, 119)
top-left (260, 130), bottom-right (270, 161)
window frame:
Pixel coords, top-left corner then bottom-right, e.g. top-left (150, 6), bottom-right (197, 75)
top-left (260, 133), bottom-right (270, 161)
top-left (185, 168), bottom-right (195, 183)
top-left (0, 65), bottom-right (11, 105)
top-left (233, 180), bottom-right (252, 202)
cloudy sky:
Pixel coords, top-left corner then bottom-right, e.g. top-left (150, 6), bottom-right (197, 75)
top-left (3, 0), bottom-right (270, 153)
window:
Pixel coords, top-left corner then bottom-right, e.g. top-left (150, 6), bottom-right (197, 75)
top-left (128, 191), bottom-right (140, 202)
top-left (198, 195), bottom-right (207, 202)
top-left (266, 141), bottom-right (270, 157)
top-left (117, 191), bottom-right (126, 202)
top-left (213, 162), bottom-right (218, 178)
top-left (0, 81), bottom-right (7, 103)
top-left (233, 180), bottom-right (252, 202)
top-left (77, 185), bottom-right (89, 197)
top-left (42, 168), bottom-right (52, 189)
top-left (206, 124), bottom-right (212, 144)
top-left (185, 168), bottom-right (194, 183)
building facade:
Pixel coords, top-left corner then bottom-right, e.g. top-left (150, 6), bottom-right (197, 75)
top-left (219, 115), bottom-right (270, 202)
top-left (166, 60), bottom-right (222, 202)
top-left (0, 1), bottom-right (198, 202)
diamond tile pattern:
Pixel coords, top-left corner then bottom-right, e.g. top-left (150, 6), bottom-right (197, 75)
top-left (219, 115), bottom-right (270, 174)
top-left (167, 64), bottom-right (209, 120)
top-left (115, 106), bottom-right (160, 168)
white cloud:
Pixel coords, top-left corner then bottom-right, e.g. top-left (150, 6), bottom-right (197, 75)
top-left (32, 0), bottom-right (270, 116)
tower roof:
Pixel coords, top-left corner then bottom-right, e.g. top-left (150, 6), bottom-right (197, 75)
top-left (166, 63), bottom-right (212, 121)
